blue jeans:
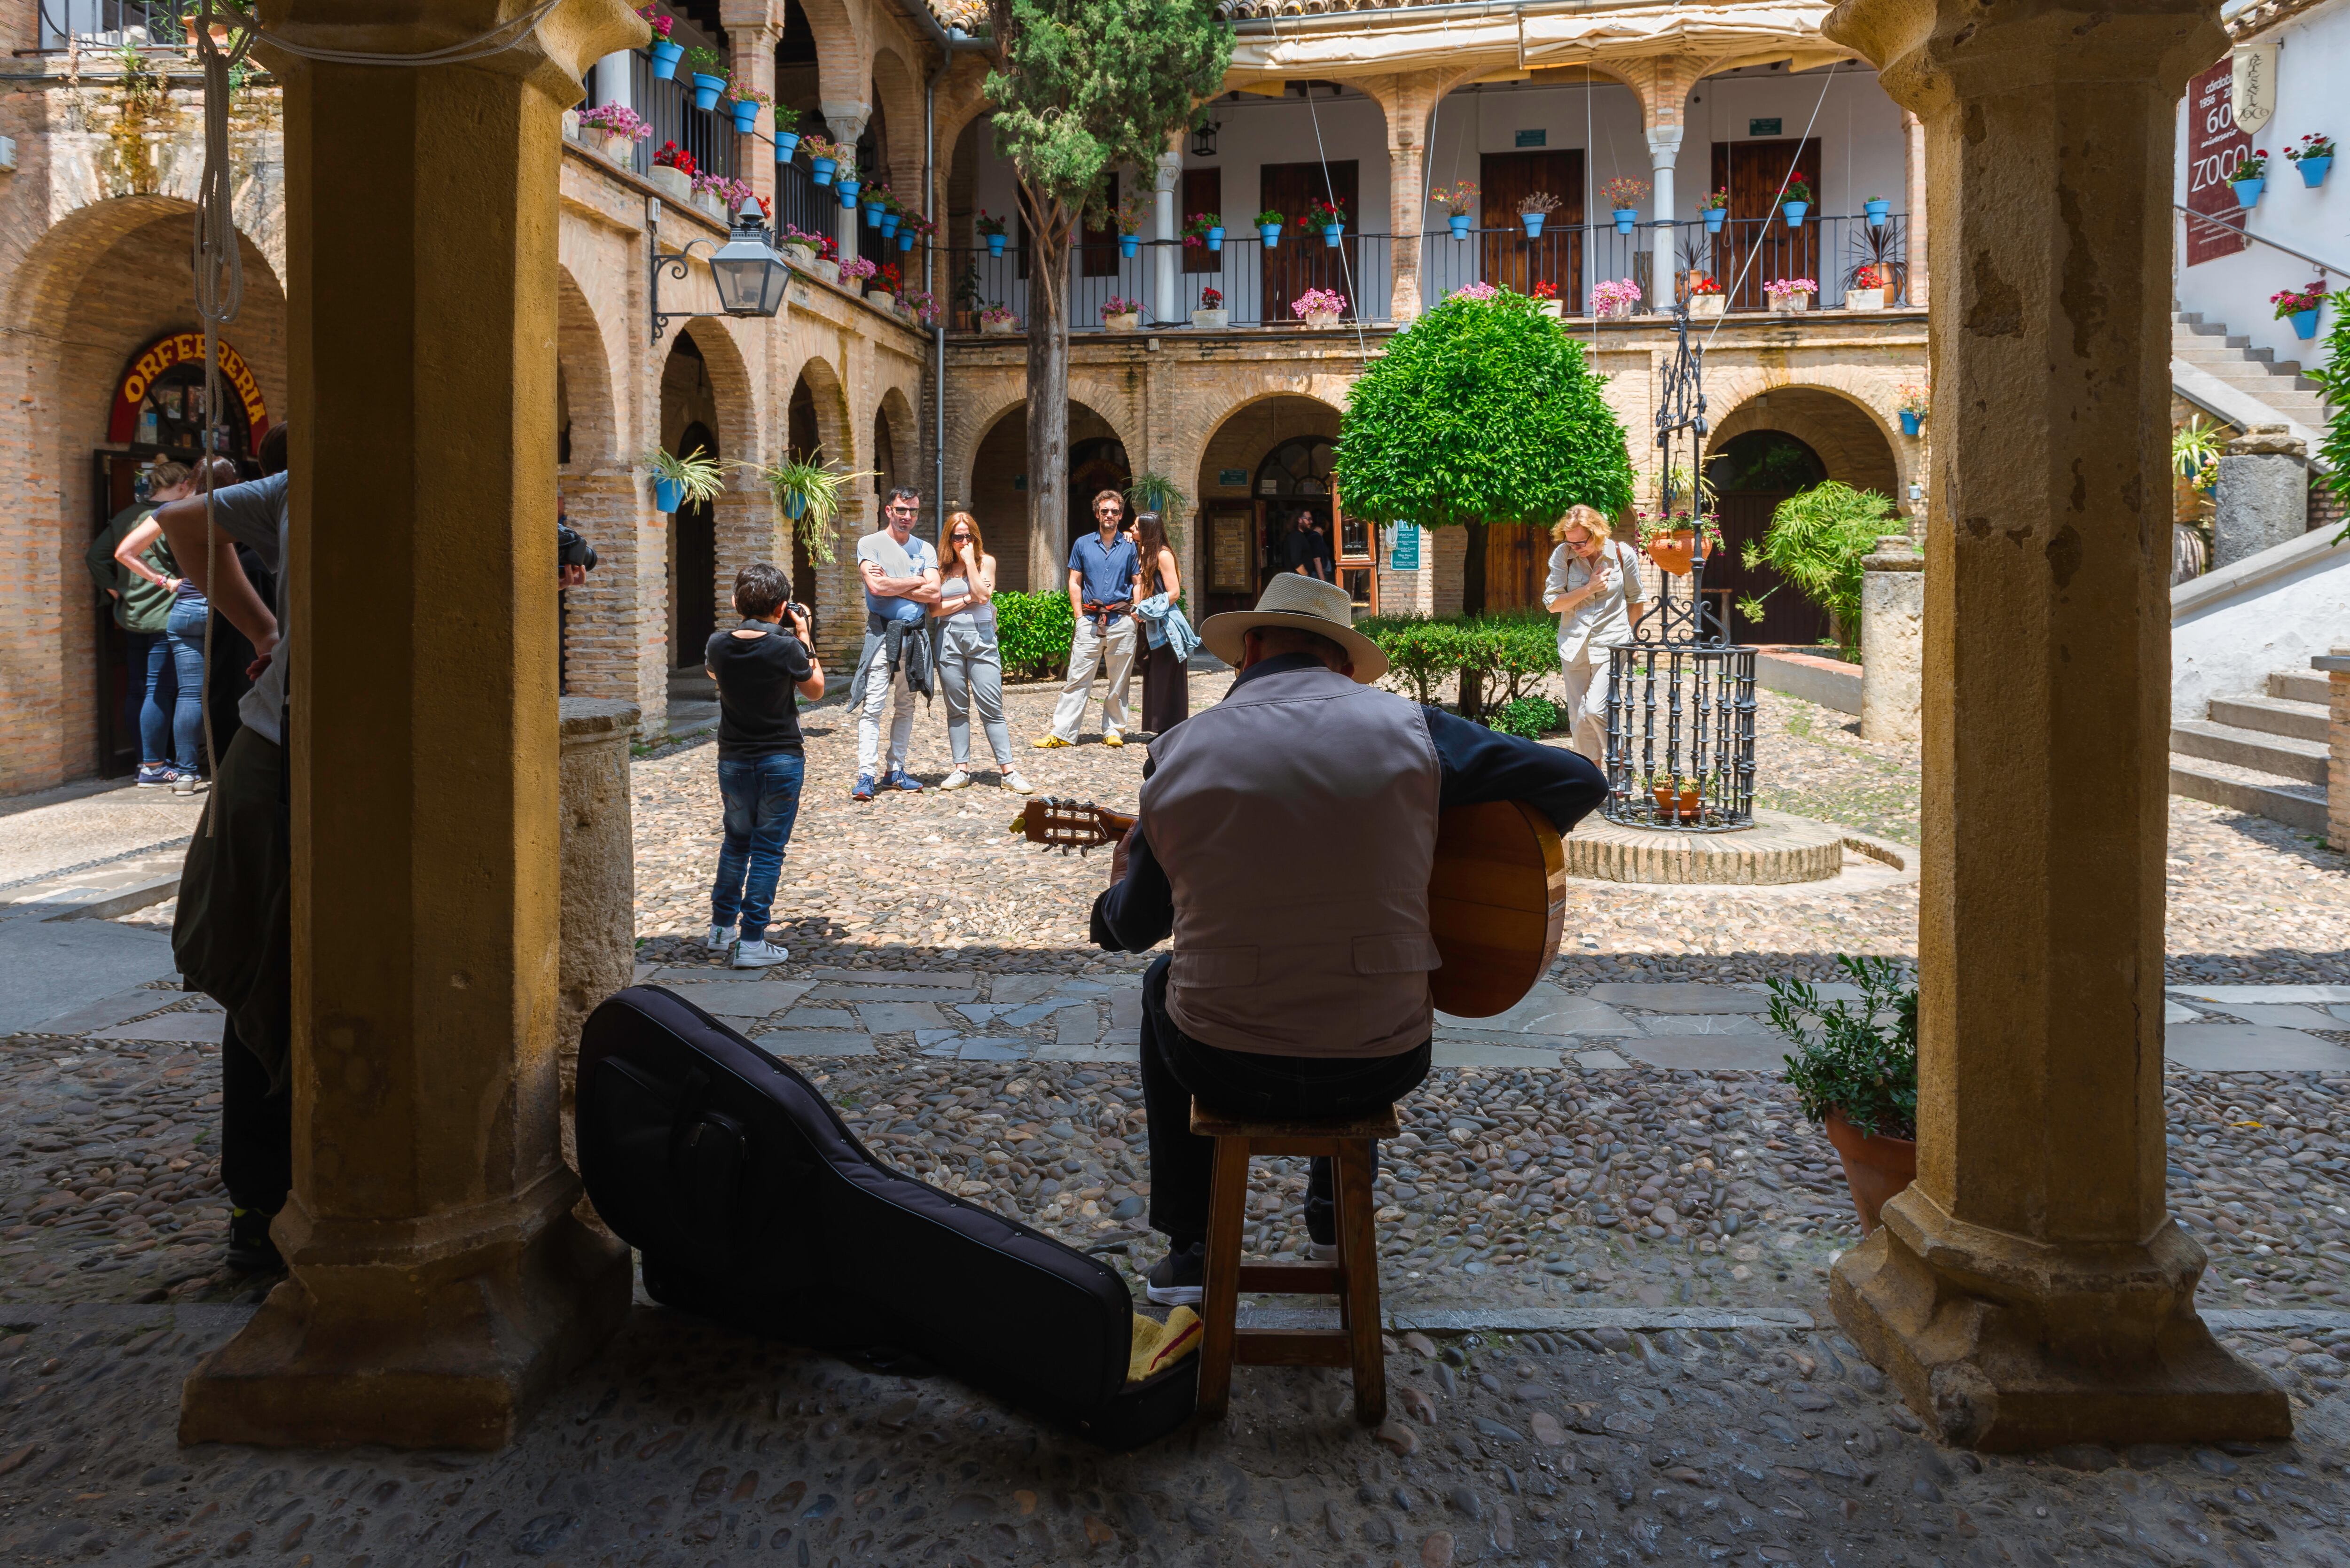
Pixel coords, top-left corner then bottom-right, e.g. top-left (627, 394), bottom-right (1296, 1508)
top-left (126, 631), bottom-right (170, 765)
top-left (712, 750), bottom-right (806, 942)
top-left (164, 597), bottom-right (210, 772)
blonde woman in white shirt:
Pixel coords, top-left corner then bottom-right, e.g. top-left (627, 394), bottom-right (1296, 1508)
top-left (1542, 504), bottom-right (1647, 763)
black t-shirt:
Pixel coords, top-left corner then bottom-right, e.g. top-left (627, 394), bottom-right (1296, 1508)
top-left (705, 619), bottom-right (814, 759)
top-left (1283, 528), bottom-right (1318, 572)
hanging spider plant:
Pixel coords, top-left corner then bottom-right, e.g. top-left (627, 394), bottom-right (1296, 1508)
top-left (1124, 471), bottom-right (1188, 517)
top-left (742, 448), bottom-right (876, 564)
top-left (642, 445), bottom-right (726, 512)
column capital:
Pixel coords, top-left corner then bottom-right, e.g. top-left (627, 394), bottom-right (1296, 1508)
top-left (1645, 124), bottom-right (1685, 160)
top-left (1824, 0), bottom-right (2226, 113)
top-left (1155, 149), bottom-right (1184, 191)
top-left (820, 99), bottom-right (871, 143)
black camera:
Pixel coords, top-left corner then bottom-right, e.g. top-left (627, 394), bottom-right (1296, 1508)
top-left (557, 523), bottom-right (597, 572)
top-left (785, 601), bottom-right (816, 643)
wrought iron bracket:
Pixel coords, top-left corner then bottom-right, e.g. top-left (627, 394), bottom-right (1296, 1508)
top-left (650, 203), bottom-right (716, 346)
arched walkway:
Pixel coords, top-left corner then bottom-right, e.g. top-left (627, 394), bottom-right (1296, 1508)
top-left (964, 398), bottom-right (1132, 594)
top-left (783, 354), bottom-right (858, 654)
top-left (555, 266), bottom-right (635, 702)
top-left (659, 322), bottom-right (762, 672)
top-left (1188, 392), bottom-right (1345, 616)
top-left (1706, 384), bottom-right (1901, 499)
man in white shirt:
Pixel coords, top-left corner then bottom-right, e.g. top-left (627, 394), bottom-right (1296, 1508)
top-left (1543, 504), bottom-right (1647, 764)
top-left (848, 487), bottom-right (940, 798)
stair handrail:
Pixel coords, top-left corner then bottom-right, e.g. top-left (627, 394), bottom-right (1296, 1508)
top-left (2175, 203), bottom-right (2350, 280)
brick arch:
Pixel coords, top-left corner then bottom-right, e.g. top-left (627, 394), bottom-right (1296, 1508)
top-left (555, 264), bottom-right (634, 706)
top-left (787, 349), bottom-right (855, 466)
top-left (872, 383), bottom-right (920, 512)
top-left (869, 45), bottom-right (926, 206)
top-left (796, 0), bottom-right (868, 108)
top-left (956, 393), bottom-right (1140, 593)
top-left (1701, 370), bottom-right (1909, 502)
top-left (556, 266), bottom-right (620, 467)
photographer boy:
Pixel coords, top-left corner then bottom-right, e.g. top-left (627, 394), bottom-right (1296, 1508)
top-left (705, 562), bottom-right (825, 967)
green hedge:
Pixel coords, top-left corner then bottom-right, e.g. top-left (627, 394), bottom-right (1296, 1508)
top-left (993, 590), bottom-right (1075, 682)
top-left (1358, 611), bottom-right (1559, 722)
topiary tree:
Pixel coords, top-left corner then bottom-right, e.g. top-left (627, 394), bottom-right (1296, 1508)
top-left (1336, 287), bottom-right (1635, 617)
top-left (983, 0), bottom-right (1230, 587)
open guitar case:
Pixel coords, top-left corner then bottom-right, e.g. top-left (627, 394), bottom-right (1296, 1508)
top-left (575, 984), bottom-right (1199, 1450)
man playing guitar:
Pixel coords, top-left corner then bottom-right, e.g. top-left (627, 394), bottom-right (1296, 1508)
top-left (1088, 575), bottom-right (1607, 1304)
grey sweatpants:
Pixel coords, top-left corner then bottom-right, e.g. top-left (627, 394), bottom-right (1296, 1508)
top-left (938, 618), bottom-right (1013, 768)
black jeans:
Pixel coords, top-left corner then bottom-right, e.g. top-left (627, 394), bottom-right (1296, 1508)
top-left (1138, 953), bottom-right (1431, 1250)
top-left (220, 1014), bottom-right (291, 1217)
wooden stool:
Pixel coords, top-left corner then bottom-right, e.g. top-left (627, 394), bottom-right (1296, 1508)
top-left (1190, 1099), bottom-right (1399, 1425)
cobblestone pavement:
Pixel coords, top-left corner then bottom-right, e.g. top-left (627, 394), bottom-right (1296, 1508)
top-left (0, 1302), bottom-right (2345, 1566)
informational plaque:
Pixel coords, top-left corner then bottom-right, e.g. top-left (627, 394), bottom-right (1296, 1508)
top-left (1211, 512), bottom-right (1254, 592)
top-left (2186, 57), bottom-right (2250, 266)
top-left (1389, 523), bottom-right (1421, 571)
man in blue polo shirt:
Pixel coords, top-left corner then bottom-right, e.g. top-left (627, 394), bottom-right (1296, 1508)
top-left (1036, 488), bottom-right (1142, 749)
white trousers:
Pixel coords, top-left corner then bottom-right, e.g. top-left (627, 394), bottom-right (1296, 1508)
top-left (857, 662), bottom-right (917, 776)
top-left (1049, 613), bottom-right (1136, 741)
top-left (1559, 645), bottom-right (1615, 765)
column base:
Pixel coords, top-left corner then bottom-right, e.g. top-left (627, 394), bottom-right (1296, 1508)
top-left (180, 1171), bottom-right (631, 1450)
top-left (1831, 1186), bottom-right (2290, 1451)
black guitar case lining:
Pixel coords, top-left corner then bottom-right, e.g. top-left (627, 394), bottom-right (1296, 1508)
top-left (576, 984), bottom-right (1197, 1450)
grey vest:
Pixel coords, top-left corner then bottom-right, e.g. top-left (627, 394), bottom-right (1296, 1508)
top-left (1141, 663), bottom-right (1442, 1058)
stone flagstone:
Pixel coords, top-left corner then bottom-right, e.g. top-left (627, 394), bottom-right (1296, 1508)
top-left (2202, 1002), bottom-right (2342, 1031)
top-left (1616, 1037), bottom-right (1790, 1072)
top-left (2170, 984), bottom-right (2350, 1005)
top-left (1634, 1013), bottom-right (1773, 1037)
top-left (751, 1030), bottom-right (877, 1058)
top-left (1584, 982), bottom-right (1772, 1014)
top-left (2165, 1025), bottom-right (2350, 1072)
top-left (86, 1009), bottom-right (228, 1045)
top-left (1438, 983), bottom-right (1637, 1037)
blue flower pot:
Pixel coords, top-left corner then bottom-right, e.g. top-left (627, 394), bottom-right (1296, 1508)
top-left (782, 489), bottom-right (809, 520)
top-left (1206, 226), bottom-right (1224, 251)
top-left (1260, 223), bottom-right (1282, 249)
top-left (2291, 307), bottom-right (2320, 340)
top-left (648, 39), bottom-right (683, 79)
top-left (863, 201), bottom-right (883, 225)
top-left (2233, 176), bottom-right (2264, 208)
top-left (728, 100), bottom-right (759, 133)
top-left (1448, 214), bottom-right (1471, 239)
top-left (810, 156), bottom-right (835, 186)
top-left (837, 178), bottom-right (861, 207)
top-left (1120, 234), bottom-right (1139, 258)
top-left (1899, 411), bottom-right (1921, 437)
top-left (2300, 155), bottom-right (2334, 187)
top-left (1782, 200), bottom-right (1808, 226)
top-left (690, 73), bottom-right (727, 111)
top-left (1864, 198), bottom-right (1890, 229)
top-left (773, 131), bottom-right (799, 162)
top-left (1322, 224), bottom-right (1343, 248)
top-left (1520, 212), bottom-right (1545, 239)
top-left (1613, 208), bottom-right (1638, 235)
top-left (1703, 207), bottom-right (1725, 233)
top-left (654, 476), bottom-right (683, 513)
top-left (899, 230), bottom-right (916, 252)
top-left (987, 233), bottom-right (1006, 257)
top-left (881, 213), bottom-right (900, 237)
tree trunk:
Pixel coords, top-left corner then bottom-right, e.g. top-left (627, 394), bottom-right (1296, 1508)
top-left (1461, 520), bottom-right (1488, 616)
top-left (1020, 180), bottom-right (1073, 596)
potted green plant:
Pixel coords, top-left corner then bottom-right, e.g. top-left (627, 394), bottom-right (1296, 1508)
top-left (1301, 196), bottom-right (1347, 248)
top-left (2287, 131), bottom-right (2334, 188)
top-left (1429, 181), bottom-right (1478, 239)
top-left (1600, 176), bottom-right (1648, 234)
top-left (742, 447), bottom-right (876, 562)
top-left (1897, 382), bottom-right (1928, 436)
top-left (643, 443), bottom-right (725, 515)
top-left (1766, 956), bottom-right (1918, 1234)
top-left (771, 103), bottom-right (801, 161)
top-left (722, 83), bottom-right (768, 134)
top-left (1517, 190), bottom-right (1560, 239)
top-left (2231, 148), bottom-right (2269, 208)
top-left (1700, 186), bottom-right (1729, 233)
top-left (1115, 195), bottom-right (1149, 258)
top-left (1781, 174), bottom-right (1812, 226)
top-left (977, 209), bottom-right (1009, 257)
top-left (1256, 208), bottom-right (1285, 249)
top-left (683, 45), bottom-right (728, 111)
top-left (1863, 193), bottom-right (1890, 228)
top-left (801, 133), bottom-right (839, 186)
top-left (1183, 211), bottom-right (1224, 254)
top-left (1124, 472), bottom-right (1187, 515)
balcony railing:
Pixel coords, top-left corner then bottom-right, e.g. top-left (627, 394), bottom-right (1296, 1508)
top-left (940, 215), bottom-right (1912, 331)
top-left (584, 48), bottom-right (738, 185)
top-left (34, 0), bottom-right (183, 50)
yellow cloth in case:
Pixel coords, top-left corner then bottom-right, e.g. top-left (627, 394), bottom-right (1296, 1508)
top-left (1126, 1308), bottom-right (1201, 1384)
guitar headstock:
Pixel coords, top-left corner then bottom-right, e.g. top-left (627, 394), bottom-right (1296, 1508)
top-left (1010, 796), bottom-right (1135, 853)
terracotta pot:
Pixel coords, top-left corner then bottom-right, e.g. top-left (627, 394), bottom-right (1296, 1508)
top-left (1645, 528), bottom-right (1697, 577)
top-left (1676, 788), bottom-right (1701, 819)
top-left (1650, 785), bottom-right (1676, 821)
top-left (1822, 1108), bottom-right (1917, 1234)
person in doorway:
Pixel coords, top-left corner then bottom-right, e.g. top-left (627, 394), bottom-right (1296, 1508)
top-left (848, 485), bottom-right (939, 799)
top-left (87, 460), bottom-right (201, 788)
top-left (1281, 511), bottom-right (1321, 579)
top-left (1543, 504), bottom-right (1648, 764)
top-left (705, 562), bottom-right (824, 967)
top-left (110, 456), bottom-right (242, 795)
top-left (1036, 489), bottom-right (1140, 749)
top-left (931, 513), bottom-right (1034, 794)
top-left (152, 423), bottom-right (293, 1272)
top-left (1087, 575), bottom-right (1608, 1302)
top-left (1308, 515), bottom-right (1337, 583)
top-left (1130, 511), bottom-right (1194, 738)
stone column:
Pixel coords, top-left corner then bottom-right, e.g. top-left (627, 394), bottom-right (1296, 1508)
top-left (179, 0), bottom-right (643, 1450)
top-left (2320, 651), bottom-right (2350, 853)
top-left (823, 100), bottom-right (869, 270)
top-left (1859, 536), bottom-right (1921, 743)
top-left (2212, 423), bottom-right (2309, 567)
top-left (1358, 70), bottom-right (1451, 322)
top-left (1902, 109), bottom-right (1927, 305)
top-left (1154, 143), bottom-right (1182, 326)
top-left (1819, 0), bottom-right (2287, 1449)
top-left (593, 51), bottom-right (632, 112)
top-left (1647, 125), bottom-right (1683, 306)
top-left (557, 698), bottom-right (639, 1155)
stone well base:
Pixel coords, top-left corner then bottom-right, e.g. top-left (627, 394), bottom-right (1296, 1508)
top-left (1564, 808), bottom-right (1880, 885)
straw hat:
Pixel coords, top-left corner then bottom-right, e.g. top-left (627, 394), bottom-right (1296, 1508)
top-left (1198, 574), bottom-right (1388, 684)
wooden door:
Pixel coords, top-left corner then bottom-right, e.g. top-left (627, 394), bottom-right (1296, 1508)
top-left (1481, 523), bottom-right (1546, 613)
top-left (1708, 139), bottom-right (1821, 310)
top-left (1182, 168), bottom-right (1223, 275)
top-left (1479, 151), bottom-right (1583, 309)
top-left (1080, 171), bottom-right (1121, 278)
top-left (1709, 491), bottom-right (1829, 645)
top-left (1259, 160), bottom-right (1361, 322)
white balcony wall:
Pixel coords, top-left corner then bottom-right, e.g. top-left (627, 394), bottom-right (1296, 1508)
top-left (2171, 0), bottom-right (2350, 372)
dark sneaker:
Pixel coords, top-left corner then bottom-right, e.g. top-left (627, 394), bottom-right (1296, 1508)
top-left (852, 772), bottom-right (876, 802)
top-left (227, 1207), bottom-right (283, 1273)
top-left (136, 764), bottom-right (175, 788)
top-left (1145, 1240), bottom-right (1205, 1306)
top-left (886, 768), bottom-right (923, 793)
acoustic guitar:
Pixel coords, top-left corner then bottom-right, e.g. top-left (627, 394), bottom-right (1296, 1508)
top-left (1011, 797), bottom-right (1566, 1018)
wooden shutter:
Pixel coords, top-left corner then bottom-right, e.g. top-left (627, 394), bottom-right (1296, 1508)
top-left (1182, 167), bottom-right (1223, 275)
top-left (1479, 150), bottom-right (1583, 310)
top-left (1258, 160), bottom-right (1361, 321)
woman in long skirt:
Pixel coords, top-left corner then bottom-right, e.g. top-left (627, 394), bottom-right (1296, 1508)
top-left (931, 513), bottom-right (1034, 793)
top-left (1132, 511), bottom-right (1189, 737)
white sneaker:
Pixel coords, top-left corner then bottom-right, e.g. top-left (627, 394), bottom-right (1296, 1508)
top-left (728, 938), bottom-right (790, 969)
top-left (705, 923), bottom-right (735, 955)
top-left (1002, 770), bottom-right (1036, 795)
top-left (939, 768), bottom-right (972, 791)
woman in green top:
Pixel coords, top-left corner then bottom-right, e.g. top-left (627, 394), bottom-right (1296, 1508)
top-left (86, 461), bottom-right (207, 785)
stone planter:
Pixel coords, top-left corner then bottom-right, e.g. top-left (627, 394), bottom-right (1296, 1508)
top-left (1845, 287), bottom-right (1885, 312)
top-left (588, 128), bottom-right (637, 164)
top-left (1822, 1107), bottom-right (1917, 1235)
top-left (561, 109), bottom-right (581, 141)
top-left (781, 242), bottom-right (816, 273)
top-left (980, 316), bottom-right (1021, 336)
top-left (814, 259), bottom-right (840, 285)
top-left (1770, 292), bottom-right (1813, 313)
top-left (865, 289), bottom-right (895, 310)
top-left (1597, 301), bottom-right (1635, 321)
top-left (1688, 293), bottom-right (1726, 318)
top-left (1103, 312), bottom-right (1142, 332)
top-left (1300, 309), bottom-right (1340, 330)
top-left (1537, 301), bottom-right (1564, 320)
top-left (650, 164), bottom-right (692, 204)
top-left (1190, 308), bottom-right (1229, 329)
top-left (695, 193), bottom-right (728, 223)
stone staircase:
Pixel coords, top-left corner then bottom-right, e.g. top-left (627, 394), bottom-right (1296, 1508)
top-left (2170, 668), bottom-right (2330, 834)
top-left (2171, 311), bottom-right (2331, 437)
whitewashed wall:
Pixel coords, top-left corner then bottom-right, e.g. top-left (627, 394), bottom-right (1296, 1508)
top-left (2172, 525), bottom-right (2350, 719)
